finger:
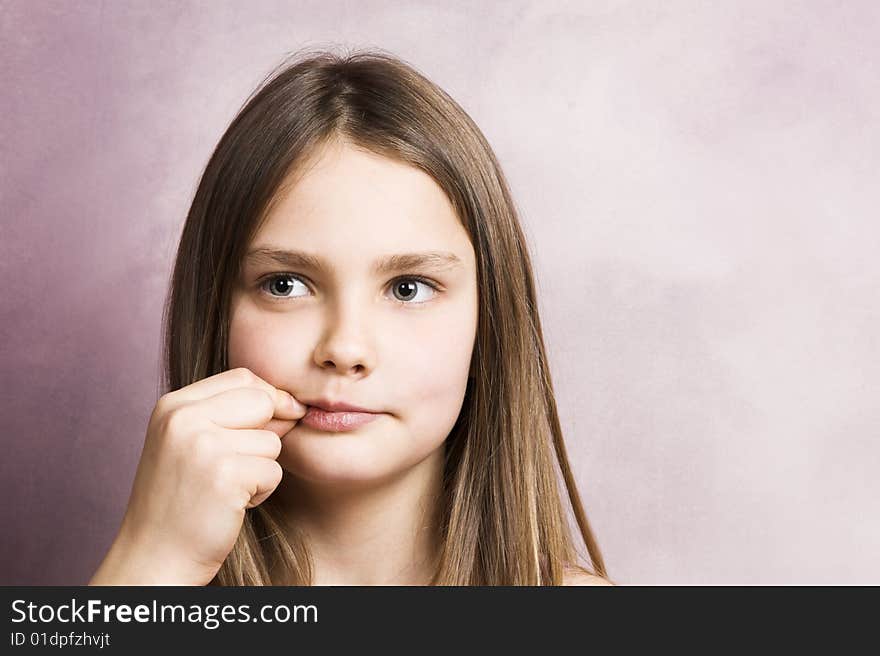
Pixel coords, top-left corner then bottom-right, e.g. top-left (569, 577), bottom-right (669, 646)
top-left (217, 428), bottom-right (283, 459)
top-left (235, 456), bottom-right (284, 509)
top-left (261, 417), bottom-right (300, 440)
top-left (166, 367), bottom-right (306, 419)
top-left (196, 387), bottom-right (293, 429)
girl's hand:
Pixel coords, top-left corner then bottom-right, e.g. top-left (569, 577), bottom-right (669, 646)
top-left (88, 367), bottom-right (307, 585)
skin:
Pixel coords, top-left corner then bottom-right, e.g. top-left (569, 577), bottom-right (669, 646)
top-left (228, 138), bottom-right (478, 585)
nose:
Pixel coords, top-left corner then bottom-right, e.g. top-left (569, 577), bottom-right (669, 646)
top-left (312, 295), bottom-right (376, 377)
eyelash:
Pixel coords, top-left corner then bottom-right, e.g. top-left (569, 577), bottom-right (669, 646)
top-left (256, 272), bottom-right (443, 307)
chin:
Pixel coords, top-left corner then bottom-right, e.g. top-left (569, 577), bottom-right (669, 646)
top-left (278, 430), bottom-right (400, 486)
top-left (280, 434), bottom-right (445, 493)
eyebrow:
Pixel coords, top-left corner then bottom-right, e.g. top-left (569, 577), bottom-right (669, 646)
top-left (245, 247), bottom-right (464, 275)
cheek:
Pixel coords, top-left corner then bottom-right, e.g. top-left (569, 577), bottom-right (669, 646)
top-left (403, 367), bottom-right (468, 455)
top-left (393, 313), bottom-right (475, 445)
top-left (227, 324), bottom-right (253, 371)
top-left (228, 316), bottom-right (258, 371)
top-left (404, 345), bottom-right (469, 409)
top-left (227, 302), bottom-right (295, 376)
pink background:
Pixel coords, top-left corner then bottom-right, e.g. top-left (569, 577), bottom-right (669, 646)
top-left (2, 1), bottom-right (878, 584)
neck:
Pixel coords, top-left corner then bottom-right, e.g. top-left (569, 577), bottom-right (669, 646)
top-left (271, 448), bottom-right (445, 585)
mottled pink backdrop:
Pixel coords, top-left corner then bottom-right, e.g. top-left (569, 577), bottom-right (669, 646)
top-left (2, 1), bottom-right (878, 584)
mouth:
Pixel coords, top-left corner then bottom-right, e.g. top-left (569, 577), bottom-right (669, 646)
top-left (298, 405), bottom-right (382, 432)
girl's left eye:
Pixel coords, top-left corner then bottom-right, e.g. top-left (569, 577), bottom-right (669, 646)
top-left (257, 273), bottom-right (441, 306)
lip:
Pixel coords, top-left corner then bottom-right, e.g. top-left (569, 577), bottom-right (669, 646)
top-left (298, 397), bottom-right (377, 413)
top-left (299, 406), bottom-right (381, 432)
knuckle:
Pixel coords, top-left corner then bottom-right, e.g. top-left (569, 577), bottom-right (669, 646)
top-left (154, 393), bottom-right (173, 414)
top-left (191, 430), bottom-right (217, 464)
top-left (161, 406), bottom-right (192, 439)
top-left (232, 367), bottom-right (256, 384)
top-left (151, 392), bottom-right (177, 424)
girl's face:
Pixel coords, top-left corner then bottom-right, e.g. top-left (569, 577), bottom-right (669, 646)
top-left (229, 139), bottom-right (478, 486)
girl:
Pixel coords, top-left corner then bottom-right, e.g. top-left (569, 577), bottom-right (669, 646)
top-left (89, 48), bottom-right (612, 586)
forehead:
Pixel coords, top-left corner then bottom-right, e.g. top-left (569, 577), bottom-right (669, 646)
top-left (256, 140), bottom-right (466, 248)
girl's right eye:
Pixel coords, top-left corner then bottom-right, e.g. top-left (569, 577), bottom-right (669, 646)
top-left (258, 273), bottom-right (309, 301)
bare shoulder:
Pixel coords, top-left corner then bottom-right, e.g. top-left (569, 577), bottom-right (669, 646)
top-left (562, 566), bottom-right (615, 586)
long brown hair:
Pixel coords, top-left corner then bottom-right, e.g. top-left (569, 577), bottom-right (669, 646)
top-left (160, 46), bottom-right (610, 585)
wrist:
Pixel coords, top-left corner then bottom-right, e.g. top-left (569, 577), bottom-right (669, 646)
top-left (89, 527), bottom-right (214, 586)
